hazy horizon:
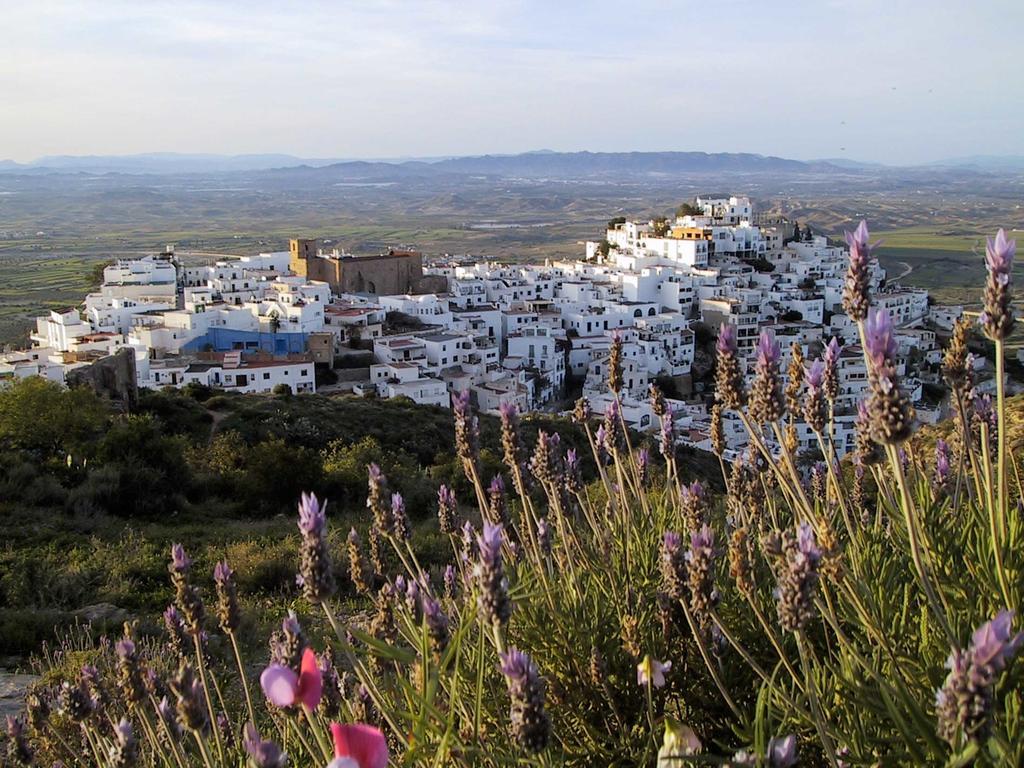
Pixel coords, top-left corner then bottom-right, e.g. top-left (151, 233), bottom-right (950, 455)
top-left (1, 0), bottom-right (1021, 165)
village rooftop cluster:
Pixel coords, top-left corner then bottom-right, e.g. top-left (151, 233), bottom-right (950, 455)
top-left (0, 196), bottom-right (990, 459)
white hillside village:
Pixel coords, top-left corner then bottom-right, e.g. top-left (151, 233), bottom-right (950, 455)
top-left (0, 196), bottom-right (983, 461)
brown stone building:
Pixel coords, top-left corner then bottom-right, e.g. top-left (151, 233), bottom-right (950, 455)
top-left (289, 239), bottom-right (432, 295)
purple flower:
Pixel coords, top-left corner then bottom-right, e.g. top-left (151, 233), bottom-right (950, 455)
top-left (796, 522), bottom-right (821, 560)
top-left (453, 389), bottom-right (480, 473)
top-left (685, 524), bottom-right (718, 631)
top-left (5, 715), bottom-right (33, 764)
top-left (156, 696), bottom-right (181, 739)
top-left (686, 525), bottom-right (714, 559)
top-left (476, 522), bottom-right (511, 628)
top-left (986, 228), bottom-right (1016, 280)
top-left (982, 228), bottom-right (1016, 340)
top-left (443, 564), bottom-right (458, 598)
top-left (843, 220), bottom-right (878, 321)
top-left (499, 399), bottom-right (517, 421)
top-left (564, 448), bottom-right (582, 494)
top-left (716, 323), bottom-right (737, 355)
top-left (422, 595), bottom-right (450, 656)
top-left (864, 309), bottom-right (898, 371)
top-left (391, 492), bottom-right (410, 540)
top-left (756, 330), bottom-right (781, 368)
top-left (774, 523), bottom-right (822, 632)
top-left (864, 309), bottom-right (915, 444)
top-left (452, 388), bottom-right (472, 416)
top-left (297, 492), bottom-right (335, 603)
top-left (297, 492), bottom-right (327, 535)
top-left (822, 336), bottom-right (842, 402)
top-left (437, 484), bottom-right (458, 535)
top-left (768, 734), bottom-right (798, 767)
top-left (661, 531), bottom-right (686, 599)
top-left (488, 473), bottom-right (511, 526)
top-left (659, 407), bottom-right (675, 458)
top-left (636, 448), bottom-right (650, 484)
top-left (244, 722), bottom-right (287, 768)
top-left (845, 220), bottom-right (878, 259)
top-left (937, 610), bottom-right (1024, 745)
top-left (478, 521), bottom-right (503, 562)
top-left (499, 648), bottom-right (550, 753)
top-left (536, 517), bottom-right (551, 555)
top-left (750, 330), bottom-right (784, 425)
top-left (114, 637), bottom-right (135, 659)
top-left (971, 610), bottom-right (1023, 673)
top-left (824, 336), bottom-right (842, 367)
top-left (499, 400), bottom-right (524, 472)
top-left (805, 359), bottom-right (824, 389)
top-left (170, 543), bottom-right (192, 575)
top-left (109, 718), bottom-right (138, 767)
top-left (935, 439), bottom-right (951, 488)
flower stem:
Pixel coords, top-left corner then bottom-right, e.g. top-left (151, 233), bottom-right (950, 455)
top-left (888, 445), bottom-right (957, 647)
top-left (796, 633), bottom-right (840, 768)
top-left (228, 630), bottom-right (257, 727)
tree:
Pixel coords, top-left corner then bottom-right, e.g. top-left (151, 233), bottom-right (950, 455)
top-left (607, 216), bottom-right (626, 229)
top-left (804, 224), bottom-right (813, 241)
top-left (596, 239), bottom-right (611, 258)
top-left (268, 311), bottom-right (282, 335)
top-left (675, 202), bottom-right (701, 218)
top-left (790, 221), bottom-right (801, 243)
top-left (0, 378), bottom-right (107, 458)
top-left (651, 217), bottom-right (670, 237)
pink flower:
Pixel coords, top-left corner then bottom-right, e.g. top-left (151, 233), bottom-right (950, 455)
top-left (328, 722), bottom-right (389, 768)
top-left (260, 647), bottom-right (322, 710)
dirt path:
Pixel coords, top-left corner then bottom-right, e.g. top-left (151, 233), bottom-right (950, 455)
top-left (891, 261), bottom-right (913, 280)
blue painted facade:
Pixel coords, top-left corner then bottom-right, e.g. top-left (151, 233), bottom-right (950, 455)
top-left (182, 327), bottom-right (308, 354)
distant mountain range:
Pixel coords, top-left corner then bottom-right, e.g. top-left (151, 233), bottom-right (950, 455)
top-left (0, 150), bottom-right (1021, 178)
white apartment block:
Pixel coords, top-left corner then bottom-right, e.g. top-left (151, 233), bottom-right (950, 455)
top-left (139, 351), bottom-right (315, 394)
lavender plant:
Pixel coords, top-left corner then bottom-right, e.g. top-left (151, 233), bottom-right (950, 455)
top-left (8, 223), bottom-right (1023, 768)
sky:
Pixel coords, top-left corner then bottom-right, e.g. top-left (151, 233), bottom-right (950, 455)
top-left (0, 0), bottom-right (1021, 165)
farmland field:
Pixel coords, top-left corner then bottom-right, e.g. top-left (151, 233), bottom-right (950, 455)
top-left (1, 165), bottom-right (1022, 346)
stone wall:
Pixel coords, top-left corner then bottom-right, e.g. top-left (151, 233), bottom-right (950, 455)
top-left (66, 348), bottom-right (138, 412)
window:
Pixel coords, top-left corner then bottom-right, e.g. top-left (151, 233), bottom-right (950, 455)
top-left (263, 373), bottom-right (270, 380)
top-left (301, 370), bottom-right (308, 376)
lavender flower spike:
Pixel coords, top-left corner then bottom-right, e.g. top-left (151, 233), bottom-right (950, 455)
top-left (823, 336), bottom-right (842, 403)
top-left (803, 359), bottom-right (827, 433)
top-left (296, 492), bottom-right (335, 603)
top-left (436, 484), bottom-right (458, 534)
top-left (476, 522), bottom-right (512, 628)
top-left (714, 323), bottom-right (746, 409)
top-left (243, 722), bottom-right (288, 768)
top-left (391, 492), bottom-right (411, 540)
top-left (774, 522), bottom-right (822, 632)
top-left (685, 525), bottom-right (718, 632)
top-left (864, 309), bottom-right (915, 445)
top-left (934, 438), bottom-right (951, 492)
top-left (768, 734), bottom-right (798, 767)
top-left (108, 718), bottom-right (139, 768)
top-left (170, 543), bottom-right (192, 575)
top-left (661, 531), bottom-right (686, 600)
top-left (982, 228), bottom-right (1015, 340)
top-left (843, 219), bottom-right (878, 321)
top-left (749, 329), bottom-right (784, 426)
top-left (499, 648), bottom-right (551, 753)
top-left (937, 610), bottom-right (1024, 746)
